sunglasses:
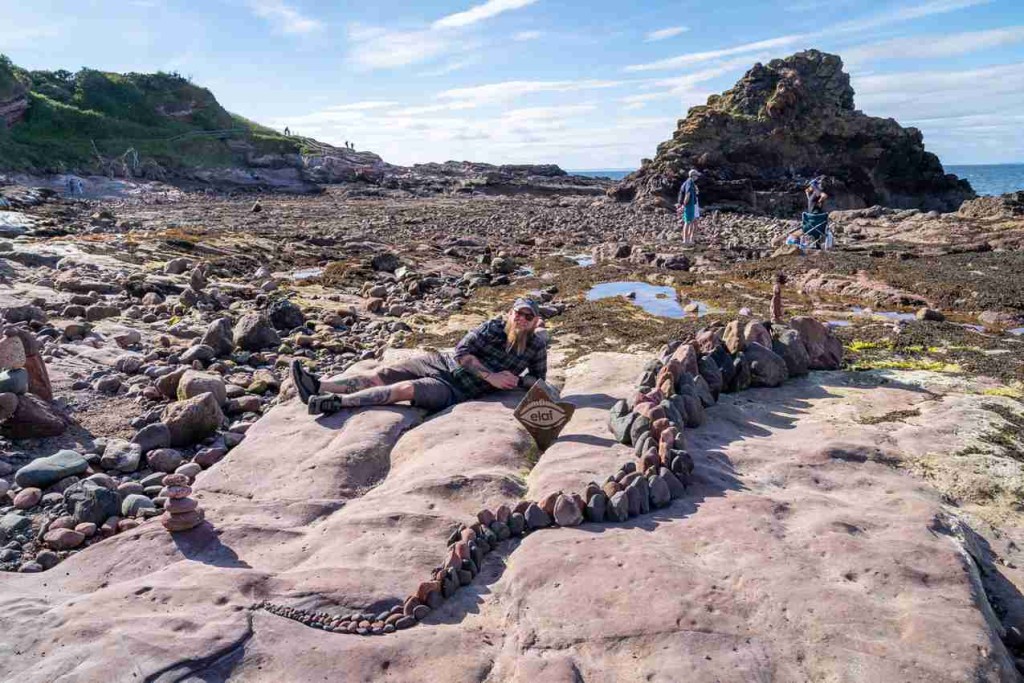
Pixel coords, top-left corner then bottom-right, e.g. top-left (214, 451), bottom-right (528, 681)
top-left (514, 309), bottom-right (536, 321)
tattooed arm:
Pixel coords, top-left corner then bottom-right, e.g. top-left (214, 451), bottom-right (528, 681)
top-left (457, 354), bottom-right (518, 389)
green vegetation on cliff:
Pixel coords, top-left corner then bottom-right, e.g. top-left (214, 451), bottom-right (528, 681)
top-left (0, 54), bottom-right (303, 174)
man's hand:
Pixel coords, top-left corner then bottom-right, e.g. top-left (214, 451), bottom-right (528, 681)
top-left (485, 371), bottom-right (519, 390)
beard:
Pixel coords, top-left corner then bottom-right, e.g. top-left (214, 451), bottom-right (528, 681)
top-left (505, 316), bottom-right (531, 354)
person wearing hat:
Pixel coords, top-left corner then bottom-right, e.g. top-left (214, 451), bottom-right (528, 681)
top-left (676, 169), bottom-right (701, 245)
top-left (291, 298), bottom-right (547, 415)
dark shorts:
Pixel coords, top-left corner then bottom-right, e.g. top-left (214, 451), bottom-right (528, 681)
top-left (374, 352), bottom-right (464, 412)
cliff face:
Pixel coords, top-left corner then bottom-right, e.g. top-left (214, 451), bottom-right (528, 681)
top-left (612, 50), bottom-right (975, 214)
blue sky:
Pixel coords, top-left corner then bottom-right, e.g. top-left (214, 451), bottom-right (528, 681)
top-left (2, 0), bottom-right (1023, 168)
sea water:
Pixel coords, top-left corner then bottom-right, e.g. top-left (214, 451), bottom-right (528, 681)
top-left (571, 165), bottom-right (1024, 196)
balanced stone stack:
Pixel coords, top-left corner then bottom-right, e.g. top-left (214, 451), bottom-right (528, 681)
top-left (159, 474), bottom-right (204, 532)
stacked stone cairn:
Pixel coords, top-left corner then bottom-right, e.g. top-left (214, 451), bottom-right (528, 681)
top-left (159, 473), bottom-right (205, 531)
top-left (257, 316), bottom-right (842, 635)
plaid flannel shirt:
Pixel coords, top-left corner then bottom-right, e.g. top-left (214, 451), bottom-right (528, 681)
top-left (450, 317), bottom-right (547, 399)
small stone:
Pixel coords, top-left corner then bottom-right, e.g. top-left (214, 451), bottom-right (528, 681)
top-left (477, 508), bottom-right (495, 526)
top-left (35, 549), bottom-right (60, 569)
top-left (585, 492), bottom-right (607, 523)
top-left (166, 498), bottom-right (202, 516)
top-left (13, 487), bottom-right (41, 509)
top-left (162, 484), bottom-right (193, 499)
top-left (43, 528), bottom-right (85, 550)
top-left (649, 475), bottom-right (671, 508)
top-left (122, 493), bottom-right (155, 517)
top-left (916, 307), bottom-right (945, 322)
top-left (411, 604), bottom-right (430, 621)
top-left (146, 448), bottom-right (184, 473)
top-left (660, 467), bottom-right (687, 498)
top-left (161, 473), bottom-right (190, 487)
top-left (75, 522), bottom-right (97, 537)
top-left (552, 494), bottom-right (583, 526)
top-left (608, 491), bottom-right (629, 522)
top-left (523, 502), bottom-right (551, 530)
top-left (161, 509), bottom-right (203, 531)
top-left (508, 512), bottom-right (525, 536)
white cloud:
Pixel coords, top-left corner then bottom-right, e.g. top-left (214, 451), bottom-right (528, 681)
top-left (420, 59), bottom-right (477, 77)
top-left (246, 0), bottom-right (323, 35)
top-left (645, 26), bottom-right (689, 42)
top-left (625, 34), bottom-right (804, 72)
top-left (831, 0), bottom-right (991, 35)
top-left (432, 0), bottom-right (539, 30)
top-left (437, 79), bottom-right (623, 105)
top-left (844, 26), bottom-right (1024, 64)
top-left (513, 30), bottom-right (543, 41)
top-left (324, 101), bottom-right (399, 112)
top-left (345, 24), bottom-right (452, 69)
top-left (625, 0), bottom-right (992, 72)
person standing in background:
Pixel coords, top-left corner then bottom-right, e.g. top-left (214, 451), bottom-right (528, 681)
top-left (676, 169), bottom-right (701, 246)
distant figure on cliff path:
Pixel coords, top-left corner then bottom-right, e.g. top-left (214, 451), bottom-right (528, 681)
top-left (676, 169), bottom-right (701, 246)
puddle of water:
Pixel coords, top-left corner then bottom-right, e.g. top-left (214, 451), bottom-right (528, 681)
top-left (587, 281), bottom-right (685, 318)
top-left (572, 254), bottom-right (595, 267)
top-left (291, 267), bottom-right (324, 281)
top-left (828, 320), bottom-right (852, 327)
top-left (850, 306), bottom-right (916, 322)
top-left (515, 266), bottom-right (536, 277)
top-left (1009, 327), bottom-right (1024, 336)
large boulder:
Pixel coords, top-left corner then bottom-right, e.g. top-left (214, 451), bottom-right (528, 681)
top-left (177, 370), bottom-right (227, 406)
top-left (745, 341), bottom-right (789, 388)
top-left (790, 316), bottom-right (843, 370)
top-left (199, 317), bottom-right (234, 357)
top-left (161, 392), bottom-right (224, 447)
top-left (268, 300), bottom-right (305, 331)
top-left (64, 481), bottom-right (121, 526)
top-left (14, 450), bottom-right (88, 488)
top-left (100, 440), bottom-right (143, 473)
top-left (772, 327), bottom-right (810, 377)
top-left (610, 50), bottom-right (975, 213)
top-left (233, 313), bottom-right (280, 351)
top-left (1, 394), bottom-right (67, 439)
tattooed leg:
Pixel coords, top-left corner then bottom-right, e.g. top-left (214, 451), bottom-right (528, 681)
top-left (337, 382), bottom-right (414, 408)
top-left (319, 373), bottom-right (382, 395)
top-left (309, 382), bottom-right (416, 415)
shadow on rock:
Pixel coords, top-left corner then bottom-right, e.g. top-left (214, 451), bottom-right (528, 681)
top-left (170, 522), bottom-right (252, 569)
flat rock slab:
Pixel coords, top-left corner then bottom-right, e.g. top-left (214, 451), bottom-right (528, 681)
top-left (0, 355), bottom-right (1018, 682)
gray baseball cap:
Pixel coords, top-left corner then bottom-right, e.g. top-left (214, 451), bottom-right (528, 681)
top-left (512, 298), bottom-right (539, 315)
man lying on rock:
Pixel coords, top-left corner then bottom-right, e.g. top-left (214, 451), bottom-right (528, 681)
top-left (290, 298), bottom-right (547, 415)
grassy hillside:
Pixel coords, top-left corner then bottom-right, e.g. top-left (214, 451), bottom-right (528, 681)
top-left (0, 54), bottom-right (305, 174)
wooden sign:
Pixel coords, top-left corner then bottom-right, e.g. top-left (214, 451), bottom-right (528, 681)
top-left (514, 382), bottom-right (575, 451)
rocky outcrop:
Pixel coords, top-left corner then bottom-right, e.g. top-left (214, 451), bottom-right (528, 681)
top-left (612, 50), bottom-right (975, 214)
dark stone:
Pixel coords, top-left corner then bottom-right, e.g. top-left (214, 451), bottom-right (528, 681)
top-left (730, 353), bottom-right (752, 392)
top-left (131, 422), bottom-right (171, 454)
top-left (710, 344), bottom-right (737, 391)
top-left (508, 512), bottom-right (525, 536)
top-left (268, 299), bottom-right (305, 331)
top-left (15, 449), bottom-right (88, 488)
top-left (625, 481), bottom-right (643, 517)
top-left (660, 467), bottom-right (687, 498)
top-left (524, 502), bottom-right (551, 529)
top-left (629, 415), bottom-right (652, 447)
top-left (746, 341), bottom-right (789, 387)
top-left (65, 481), bottom-right (122, 526)
top-left (698, 355), bottom-right (723, 399)
top-left (649, 475), bottom-right (671, 508)
top-left (608, 491), bottom-right (629, 522)
top-left (772, 328), bottom-right (810, 377)
top-left (585, 492), bottom-right (607, 523)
